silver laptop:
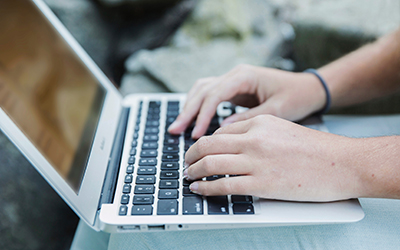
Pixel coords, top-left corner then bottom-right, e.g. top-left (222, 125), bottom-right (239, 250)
top-left (0, 0), bottom-right (364, 233)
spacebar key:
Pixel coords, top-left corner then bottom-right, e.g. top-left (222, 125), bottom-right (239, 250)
top-left (183, 196), bottom-right (203, 215)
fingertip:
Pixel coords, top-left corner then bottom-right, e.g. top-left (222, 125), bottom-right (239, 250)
top-left (191, 125), bottom-right (204, 139)
top-left (167, 120), bottom-right (182, 134)
top-left (189, 182), bottom-right (199, 194)
top-left (220, 117), bottom-right (235, 127)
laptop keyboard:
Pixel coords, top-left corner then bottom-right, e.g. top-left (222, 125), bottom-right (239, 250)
top-left (119, 100), bottom-right (254, 216)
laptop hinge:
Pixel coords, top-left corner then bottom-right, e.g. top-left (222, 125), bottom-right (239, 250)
top-left (98, 107), bottom-right (130, 210)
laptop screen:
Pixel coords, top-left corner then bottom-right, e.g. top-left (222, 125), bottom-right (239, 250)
top-left (0, 0), bottom-right (106, 193)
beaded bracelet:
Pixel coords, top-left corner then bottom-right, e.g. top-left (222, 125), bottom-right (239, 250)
top-left (304, 68), bottom-right (331, 115)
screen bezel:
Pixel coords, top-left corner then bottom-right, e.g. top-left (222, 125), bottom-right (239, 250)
top-left (0, 0), bottom-right (123, 228)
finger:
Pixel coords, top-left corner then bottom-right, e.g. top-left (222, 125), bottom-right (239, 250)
top-left (185, 77), bottom-right (216, 105)
top-left (220, 101), bottom-right (277, 127)
top-left (185, 154), bottom-right (251, 181)
top-left (185, 134), bottom-right (244, 165)
top-left (191, 84), bottom-right (241, 138)
top-left (189, 176), bottom-right (254, 196)
top-left (168, 81), bottom-right (215, 134)
top-left (213, 119), bottom-right (251, 135)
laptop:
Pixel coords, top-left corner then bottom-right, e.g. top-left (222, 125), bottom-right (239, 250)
top-left (0, 0), bottom-right (364, 233)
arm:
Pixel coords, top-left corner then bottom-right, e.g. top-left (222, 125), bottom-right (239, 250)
top-left (319, 28), bottom-right (400, 108)
top-left (181, 28), bottom-right (400, 201)
top-left (184, 115), bottom-right (400, 201)
top-left (169, 28), bottom-right (400, 138)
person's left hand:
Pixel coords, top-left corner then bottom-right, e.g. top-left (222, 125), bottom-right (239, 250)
top-left (184, 115), bottom-right (363, 202)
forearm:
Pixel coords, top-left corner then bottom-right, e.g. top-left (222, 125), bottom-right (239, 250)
top-left (318, 28), bottom-right (400, 108)
top-left (353, 136), bottom-right (400, 199)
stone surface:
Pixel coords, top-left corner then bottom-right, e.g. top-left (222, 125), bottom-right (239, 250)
top-left (121, 0), bottom-right (287, 94)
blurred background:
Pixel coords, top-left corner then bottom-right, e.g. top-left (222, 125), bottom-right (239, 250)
top-left (0, 0), bottom-right (399, 249)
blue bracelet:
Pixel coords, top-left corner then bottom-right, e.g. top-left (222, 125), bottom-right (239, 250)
top-left (304, 68), bottom-right (331, 115)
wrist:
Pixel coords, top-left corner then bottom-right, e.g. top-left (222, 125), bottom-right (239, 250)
top-left (354, 136), bottom-right (400, 199)
top-left (303, 69), bottom-right (331, 115)
top-left (297, 72), bottom-right (327, 116)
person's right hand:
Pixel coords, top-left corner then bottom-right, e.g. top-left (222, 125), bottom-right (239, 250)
top-left (168, 64), bottom-right (326, 139)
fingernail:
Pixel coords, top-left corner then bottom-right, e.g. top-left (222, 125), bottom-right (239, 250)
top-left (190, 182), bottom-right (199, 193)
top-left (191, 126), bottom-right (199, 138)
top-left (168, 120), bottom-right (181, 131)
top-left (183, 169), bottom-right (189, 180)
top-left (221, 118), bottom-right (234, 127)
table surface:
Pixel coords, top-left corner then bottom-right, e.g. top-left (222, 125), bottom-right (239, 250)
top-left (70, 114), bottom-right (400, 250)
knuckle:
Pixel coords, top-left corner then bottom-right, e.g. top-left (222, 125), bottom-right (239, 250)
top-left (195, 136), bottom-right (209, 153)
top-left (233, 63), bottom-right (250, 72)
top-left (194, 78), bottom-right (206, 87)
top-left (201, 156), bottom-right (215, 174)
top-left (204, 93), bottom-right (220, 106)
top-left (220, 179), bottom-right (234, 194)
top-left (199, 183), bottom-right (211, 196)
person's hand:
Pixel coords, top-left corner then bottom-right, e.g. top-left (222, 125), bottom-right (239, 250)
top-left (168, 64), bottom-right (326, 138)
top-left (183, 115), bottom-right (363, 202)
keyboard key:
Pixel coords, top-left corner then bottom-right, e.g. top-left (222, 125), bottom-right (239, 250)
top-left (124, 174), bottom-right (133, 183)
top-left (131, 205), bottom-right (153, 215)
top-left (133, 195), bottom-right (154, 205)
top-left (183, 196), bottom-right (203, 215)
top-left (158, 189), bottom-right (179, 199)
top-left (146, 114), bottom-right (160, 121)
top-left (137, 166), bottom-right (156, 175)
top-left (142, 142), bottom-right (158, 149)
top-left (182, 179), bottom-right (192, 186)
top-left (167, 110), bottom-right (179, 117)
top-left (119, 205), bottom-right (128, 216)
top-left (160, 171), bottom-right (179, 179)
top-left (206, 175), bottom-right (225, 181)
top-left (149, 101), bottom-right (161, 107)
top-left (161, 162), bottom-right (179, 170)
top-left (163, 146), bottom-right (179, 153)
top-left (167, 101), bottom-right (179, 109)
top-left (164, 134), bottom-right (180, 140)
top-left (231, 195), bottom-right (253, 204)
top-left (164, 138), bottom-right (179, 145)
top-left (148, 107), bottom-right (160, 114)
top-left (134, 185), bottom-right (155, 194)
top-left (159, 180), bottom-right (179, 189)
top-left (165, 117), bottom-right (177, 126)
top-left (134, 125), bottom-right (140, 132)
top-left (130, 148), bottom-right (137, 155)
top-left (139, 158), bottom-right (157, 166)
top-left (126, 165), bottom-right (134, 174)
top-left (207, 196), bottom-right (229, 215)
top-left (141, 150), bottom-right (158, 158)
top-left (121, 194), bottom-right (130, 204)
top-left (232, 203), bottom-right (254, 214)
top-left (128, 156), bottom-right (135, 164)
top-left (183, 186), bottom-right (198, 196)
top-left (144, 128), bottom-right (159, 134)
top-left (122, 184), bottom-right (131, 194)
top-left (157, 200), bottom-right (178, 215)
top-left (132, 140), bottom-right (137, 147)
top-left (136, 175), bottom-right (156, 184)
top-left (144, 135), bottom-right (158, 142)
top-left (146, 120), bottom-right (159, 127)
top-left (162, 154), bottom-right (179, 162)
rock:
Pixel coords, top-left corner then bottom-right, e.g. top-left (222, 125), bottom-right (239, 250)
top-left (121, 0), bottom-right (286, 94)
